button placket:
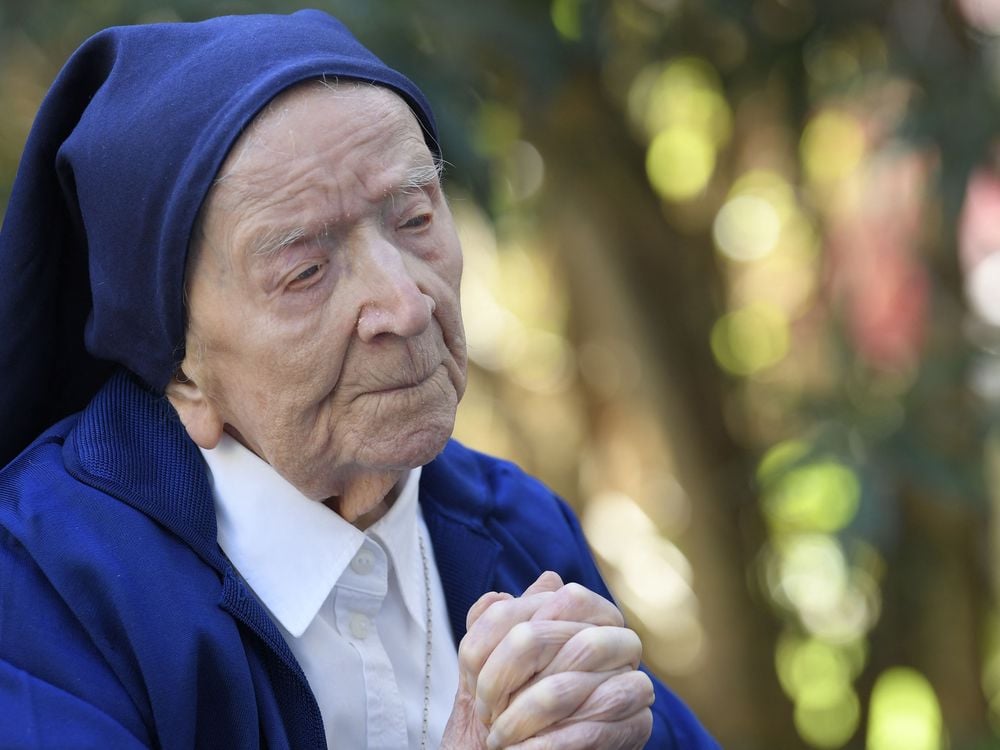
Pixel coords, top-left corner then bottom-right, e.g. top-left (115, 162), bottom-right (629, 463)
top-left (349, 612), bottom-right (371, 640)
top-left (351, 549), bottom-right (375, 575)
top-left (331, 536), bottom-right (408, 748)
top-left (336, 538), bottom-right (388, 644)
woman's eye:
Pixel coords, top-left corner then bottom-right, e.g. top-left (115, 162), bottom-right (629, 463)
top-left (401, 213), bottom-right (431, 230)
top-left (294, 264), bottom-right (322, 282)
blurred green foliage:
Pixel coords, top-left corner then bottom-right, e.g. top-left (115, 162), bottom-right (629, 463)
top-left (5, 0), bottom-right (1000, 747)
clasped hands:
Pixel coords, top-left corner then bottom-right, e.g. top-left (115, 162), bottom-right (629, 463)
top-left (441, 571), bottom-right (654, 750)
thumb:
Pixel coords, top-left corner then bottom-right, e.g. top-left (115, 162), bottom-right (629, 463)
top-left (467, 591), bottom-right (514, 632)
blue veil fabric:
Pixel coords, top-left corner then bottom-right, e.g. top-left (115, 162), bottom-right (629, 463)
top-left (0, 10), bottom-right (439, 467)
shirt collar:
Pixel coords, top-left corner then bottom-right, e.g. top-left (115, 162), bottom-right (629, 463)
top-left (200, 433), bottom-right (424, 637)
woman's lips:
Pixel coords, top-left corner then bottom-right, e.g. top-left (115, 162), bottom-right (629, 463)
top-left (367, 363), bottom-right (441, 395)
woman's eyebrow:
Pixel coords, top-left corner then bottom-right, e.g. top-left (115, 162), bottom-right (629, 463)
top-left (399, 162), bottom-right (442, 193)
top-left (249, 225), bottom-right (311, 261)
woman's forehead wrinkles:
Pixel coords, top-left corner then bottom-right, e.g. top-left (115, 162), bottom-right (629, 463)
top-left (242, 159), bottom-right (438, 266)
top-left (200, 87), bottom-right (440, 271)
top-left (222, 118), bottom-right (419, 200)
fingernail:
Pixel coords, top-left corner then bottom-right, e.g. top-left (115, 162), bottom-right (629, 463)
top-left (486, 729), bottom-right (502, 750)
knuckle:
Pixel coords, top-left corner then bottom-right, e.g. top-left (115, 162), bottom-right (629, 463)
top-left (561, 581), bottom-right (590, 601)
top-left (531, 671), bottom-right (576, 711)
top-left (458, 635), bottom-right (488, 672)
top-left (615, 670), bottom-right (654, 709)
top-left (507, 620), bottom-right (538, 651)
top-left (623, 628), bottom-right (643, 665)
top-left (602, 673), bottom-right (631, 710)
top-left (467, 591), bottom-right (511, 629)
top-left (561, 582), bottom-right (593, 611)
top-left (460, 598), bottom-right (523, 670)
top-left (637, 671), bottom-right (655, 705)
top-left (541, 582), bottom-right (588, 619)
top-left (563, 626), bottom-right (619, 671)
top-left (573, 629), bottom-right (602, 663)
top-left (551, 582), bottom-right (625, 626)
top-left (580, 671), bottom-right (651, 722)
top-left (613, 706), bottom-right (653, 749)
top-left (478, 596), bottom-right (516, 628)
top-left (631, 708), bottom-right (654, 746)
top-left (528, 680), bottom-right (562, 714)
top-left (591, 712), bottom-right (652, 750)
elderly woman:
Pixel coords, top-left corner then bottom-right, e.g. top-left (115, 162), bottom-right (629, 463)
top-left (0, 11), bottom-right (719, 750)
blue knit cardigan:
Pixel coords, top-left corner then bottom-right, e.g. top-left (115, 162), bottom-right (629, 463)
top-left (0, 371), bottom-right (719, 749)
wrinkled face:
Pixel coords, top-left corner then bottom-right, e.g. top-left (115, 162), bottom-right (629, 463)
top-left (171, 83), bottom-right (466, 513)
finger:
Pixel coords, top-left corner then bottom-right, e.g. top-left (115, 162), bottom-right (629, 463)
top-left (522, 570), bottom-right (564, 596)
top-left (459, 591), bottom-right (561, 684)
top-left (460, 577), bottom-right (613, 707)
top-left (463, 573), bottom-right (564, 670)
top-left (462, 579), bottom-right (614, 685)
top-left (505, 709), bottom-right (654, 750)
top-left (557, 670), bottom-right (655, 724)
top-left (530, 583), bottom-right (624, 628)
top-left (466, 569), bottom-right (563, 634)
top-left (486, 668), bottom-right (629, 749)
top-left (535, 626), bottom-right (643, 681)
top-left (467, 592), bottom-right (515, 633)
top-left (476, 620), bottom-right (592, 723)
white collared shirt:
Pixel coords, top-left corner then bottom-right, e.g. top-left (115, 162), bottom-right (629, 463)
top-left (200, 434), bottom-right (459, 749)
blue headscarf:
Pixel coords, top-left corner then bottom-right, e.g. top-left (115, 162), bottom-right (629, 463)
top-left (0, 10), bottom-right (439, 466)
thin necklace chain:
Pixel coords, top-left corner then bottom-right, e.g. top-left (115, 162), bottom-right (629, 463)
top-left (418, 529), bottom-right (432, 750)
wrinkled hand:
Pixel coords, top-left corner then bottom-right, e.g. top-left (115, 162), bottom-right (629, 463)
top-left (440, 572), bottom-right (654, 750)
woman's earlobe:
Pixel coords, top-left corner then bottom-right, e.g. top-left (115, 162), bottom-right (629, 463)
top-left (165, 368), bottom-right (224, 449)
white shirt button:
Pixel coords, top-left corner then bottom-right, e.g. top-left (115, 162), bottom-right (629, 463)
top-left (351, 549), bottom-right (375, 575)
top-left (349, 612), bottom-right (371, 640)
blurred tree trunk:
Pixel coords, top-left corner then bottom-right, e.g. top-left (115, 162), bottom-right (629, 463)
top-left (525, 70), bottom-right (805, 749)
top-left (857, 475), bottom-right (992, 748)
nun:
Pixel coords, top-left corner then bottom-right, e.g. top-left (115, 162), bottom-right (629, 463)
top-left (0, 11), bottom-right (719, 749)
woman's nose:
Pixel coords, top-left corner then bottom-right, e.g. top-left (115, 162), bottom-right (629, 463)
top-left (356, 241), bottom-right (434, 342)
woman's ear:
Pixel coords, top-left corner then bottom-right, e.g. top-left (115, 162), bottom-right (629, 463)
top-left (165, 366), bottom-right (225, 449)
